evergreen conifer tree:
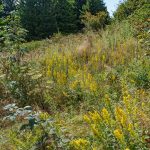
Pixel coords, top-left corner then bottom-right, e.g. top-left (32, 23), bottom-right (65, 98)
top-left (74, 0), bottom-right (87, 29)
top-left (88, 0), bottom-right (107, 15)
top-left (55, 0), bottom-right (77, 33)
top-left (19, 0), bottom-right (57, 39)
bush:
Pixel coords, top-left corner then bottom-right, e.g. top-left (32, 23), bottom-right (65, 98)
top-left (129, 4), bottom-right (150, 50)
top-left (81, 11), bottom-right (108, 31)
top-left (3, 104), bottom-right (70, 150)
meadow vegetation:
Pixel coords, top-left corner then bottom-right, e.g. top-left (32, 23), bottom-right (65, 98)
top-left (0, 0), bottom-right (150, 150)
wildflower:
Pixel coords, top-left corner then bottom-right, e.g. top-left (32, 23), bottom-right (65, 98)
top-left (70, 138), bottom-right (90, 150)
top-left (89, 111), bottom-right (101, 123)
top-left (114, 129), bottom-right (124, 142)
top-left (123, 94), bottom-right (131, 109)
top-left (142, 102), bottom-right (145, 109)
top-left (115, 106), bottom-right (127, 127)
top-left (83, 115), bottom-right (91, 124)
top-left (101, 108), bottom-right (110, 125)
top-left (39, 112), bottom-right (49, 120)
top-left (104, 94), bottom-right (111, 106)
top-left (125, 148), bottom-right (130, 150)
top-left (56, 72), bottom-right (67, 84)
top-left (128, 123), bottom-right (135, 137)
top-left (130, 79), bottom-right (135, 83)
top-left (63, 91), bottom-right (69, 97)
top-left (70, 80), bottom-right (79, 89)
top-left (91, 124), bottom-right (99, 137)
top-left (89, 82), bottom-right (97, 92)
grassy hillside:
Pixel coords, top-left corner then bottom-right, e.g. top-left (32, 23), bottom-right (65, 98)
top-left (0, 22), bottom-right (150, 150)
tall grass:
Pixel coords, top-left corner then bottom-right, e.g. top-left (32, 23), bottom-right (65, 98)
top-left (0, 21), bottom-right (149, 149)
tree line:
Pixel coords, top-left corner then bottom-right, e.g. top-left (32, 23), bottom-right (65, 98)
top-left (0, 0), bottom-right (149, 41)
top-left (0, 0), bottom-right (109, 40)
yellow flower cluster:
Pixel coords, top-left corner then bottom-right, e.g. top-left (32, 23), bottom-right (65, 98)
top-left (83, 111), bottom-right (101, 137)
top-left (123, 94), bottom-right (131, 110)
top-left (101, 108), bottom-right (110, 125)
top-left (104, 94), bottom-right (111, 106)
top-left (56, 71), bottom-right (67, 85)
top-left (91, 124), bottom-right (99, 137)
top-left (80, 87), bottom-right (144, 149)
top-left (127, 123), bottom-right (135, 137)
top-left (70, 70), bottom-right (97, 92)
top-left (89, 111), bottom-right (101, 123)
top-left (83, 115), bottom-right (91, 124)
top-left (115, 106), bottom-right (127, 127)
top-left (39, 112), bottom-right (49, 120)
top-left (114, 129), bottom-right (124, 142)
top-left (70, 138), bottom-right (90, 150)
top-left (81, 72), bottom-right (98, 92)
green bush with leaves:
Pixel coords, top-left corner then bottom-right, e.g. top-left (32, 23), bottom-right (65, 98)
top-left (0, 9), bottom-right (27, 53)
top-left (81, 11), bottom-right (108, 31)
top-left (129, 4), bottom-right (150, 50)
top-left (114, 0), bottom-right (148, 21)
top-left (3, 104), bottom-right (70, 150)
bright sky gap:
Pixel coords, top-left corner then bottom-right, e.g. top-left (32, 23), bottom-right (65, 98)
top-left (104, 0), bottom-right (122, 16)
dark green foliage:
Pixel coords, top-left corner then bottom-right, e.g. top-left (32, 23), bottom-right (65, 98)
top-left (1, 0), bottom-right (17, 15)
top-left (88, 0), bottom-right (107, 15)
top-left (19, 0), bottom-right (79, 39)
top-left (74, 0), bottom-right (87, 29)
top-left (19, 0), bottom-right (57, 40)
top-left (0, 3), bottom-right (26, 53)
top-left (18, 0), bottom-right (110, 39)
top-left (55, 0), bottom-right (77, 33)
top-left (0, 11), bottom-right (27, 53)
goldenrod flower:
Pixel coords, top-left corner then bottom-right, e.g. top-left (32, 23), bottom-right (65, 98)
top-left (39, 112), bottom-right (49, 120)
top-left (115, 106), bottom-right (127, 127)
top-left (104, 94), bottom-right (111, 106)
top-left (128, 123), bottom-right (135, 137)
top-left (102, 108), bottom-right (110, 125)
top-left (89, 111), bottom-right (101, 123)
top-left (114, 129), bottom-right (124, 142)
top-left (91, 124), bottom-right (99, 137)
top-left (123, 94), bottom-right (131, 109)
top-left (83, 115), bottom-right (91, 124)
top-left (89, 82), bottom-right (97, 92)
top-left (70, 138), bottom-right (90, 150)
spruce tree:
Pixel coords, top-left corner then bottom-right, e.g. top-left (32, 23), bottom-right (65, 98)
top-left (88, 0), bottom-right (107, 15)
top-left (19, 0), bottom-right (57, 39)
top-left (74, 0), bottom-right (87, 29)
top-left (87, 0), bottom-right (110, 25)
top-left (55, 0), bottom-right (77, 33)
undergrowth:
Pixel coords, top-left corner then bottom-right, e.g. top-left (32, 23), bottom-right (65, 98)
top-left (0, 21), bottom-right (149, 150)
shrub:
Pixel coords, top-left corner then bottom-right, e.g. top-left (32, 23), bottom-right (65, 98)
top-left (3, 104), bottom-right (70, 150)
top-left (81, 11), bottom-right (108, 31)
top-left (129, 4), bottom-right (150, 50)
